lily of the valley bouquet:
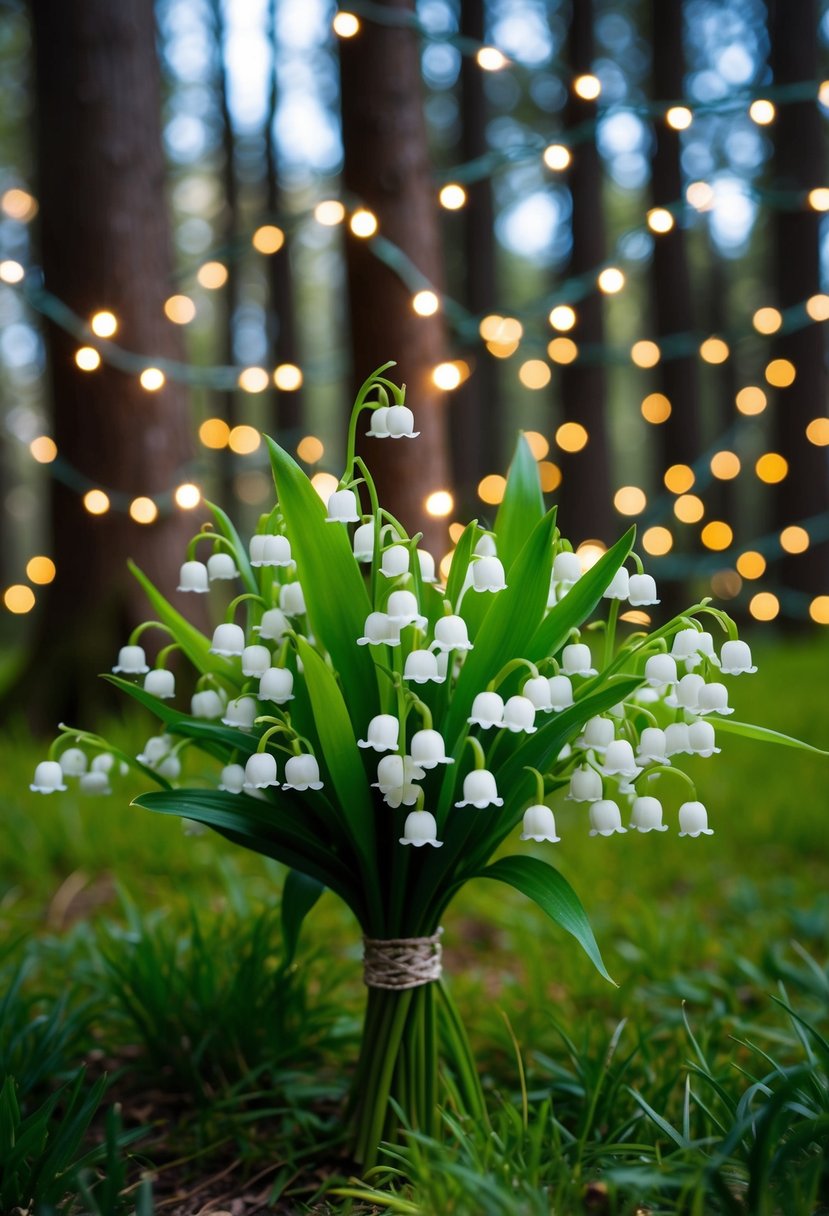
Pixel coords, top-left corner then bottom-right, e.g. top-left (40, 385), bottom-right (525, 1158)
top-left (33, 362), bottom-right (821, 1166)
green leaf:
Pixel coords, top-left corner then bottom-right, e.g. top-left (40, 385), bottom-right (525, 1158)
top-left (494, 434), bottom-right (545, 572)
top-left (711, 717), bottom-right (829, 756)
top-left (445, 519), bottom-right (478, 610)
top-left (103, 675), bottom-right (250, 763)
top-left (128, 561), bottom-right (237, 679)
top-left (266, 437), bottom-right (378, 729)
top-left (527, 527), bottom-right (636, 663)
top-left (205, 499), bottom-right (258, 595)
top-left (474, 855), bottom-right (614, 984)
top-left (281, 870), bottom-right (325, 966)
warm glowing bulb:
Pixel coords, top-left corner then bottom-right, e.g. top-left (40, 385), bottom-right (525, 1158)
top-left (573, 73), bottom-right (601, 100)
top-left (1, 187), bottom-right (37, 221)
top-left (613, 486), bottom-right (647, 515)
top-left (524, 431), bottom-right (549, 459)
top-left (809, 596), bottom-right (829, 624)
top-left (765, 358), bottom-right (796, 387)
top-left (129, 496), bottom-right (158, 524)
top-left (91, 310), bottom-right (118, 338)
top-left (780, 525), bottom-right (809, 554)
top-left (749, 99), bottom-right (775, 125)
top-left (3, 584), bottom-right (35, 614)
top-left (197, 261), bottom-right (228, 289)
top-left (806, 293), bottom-right (829, 321)
top-left (350, 208), bottom-right (378, 238)
top-left (673, 494), bottom-right (704, 523)
top-left (238, 366), bottom-right (269, 393)
top-left (548, 305), bottom-right (576, 331)
top-left (476, 46), bottom-right (508, 71)
top-left (425, 490), bottom-right (454, 517)
top-left (439, 183), bottom-right (466, 210)
top-left (664, 464), bottom-right (695, 493)
top-left (547, 338), bottom-right (578, 364)
top-left (164, 294), bottom-right (196, 324)
top-left (556, 422), bottom-right (588, 452)
top-left (518, 359), bottom-right (551, 389)
top-left (752, 307), bottom-right (782, 334)
top-left (274, 363), bottom-right (303, 391)
top-left (666, 106), bottom-right (692, 130)
top-left (808, 188), bottom-right (829, 212)
top-left (26, 556), bottom-right (56, 585)
top-left (686, 181), bottom-right (714, 211)
top-left (83, 489), bottom-right (110, 515)
top-left (174, 483), bottom-right (201, 510)
top-left (0, 259), bottom-right (25, 284)
top-left (252, 224), bottom-right (285, 254)
top-left (413, 290), bottom-right (439, 316)
top-left (749, 592), bottom-right (779, 621)
top-left (642, 526), bottom-right (673, 556)
top-left (597, 267), bottom-right (625, 294)
top-left (755, 452), bottom-right (788, 483)
top-left (30, 436), bottom-right (58, 464)
top-left (700, 521), bottom-right (733, 551)
top-left (543, 144), bottom-right (571, 172)
top-left (710, 450), bottom-right (741, 480)
top-left (297, 435), bottom-right (324, 463)
top-left (75, 346), bottom-right (101, 371)
top-left (641, 393), bottom-right (671, 423)
top-left (805, 417), bottom-right (829, 446)
top-left (314, 199), bottom-right (346, 226)
top-left (228, 425), bottom-right (261, 455)
top-left (332, 10), bottom-right (360, 37)
top-left (631, 340), bottom-right (660, 368)
top-left (139, 367), bottom-right (165, 391)
top-left (736, 551), bottom-right (766, 580)
top-left (647, 207), bottom-right (674, 234)
top-left (199, 418), bottom-right (230, 449)
top-left (538, 461), bottom-right (562, 492)
top-left (433, 362), bottom-right (462, 390)
top-left (699, 337), bottom-right (729, 364)
top-left (735, 386), bottom-right (767, 415)
top-left (478, 474), bottom-right (506, 504)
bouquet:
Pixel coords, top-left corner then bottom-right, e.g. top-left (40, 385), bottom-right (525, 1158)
top-left (32, 362), bottom-right (822, 1166)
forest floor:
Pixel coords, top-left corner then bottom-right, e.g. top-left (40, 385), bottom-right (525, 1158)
top-left (1, 634), bottom-right (827, 1215)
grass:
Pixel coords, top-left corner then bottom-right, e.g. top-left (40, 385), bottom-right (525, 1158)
top-left (0, 634), bottom-right (827, 1212)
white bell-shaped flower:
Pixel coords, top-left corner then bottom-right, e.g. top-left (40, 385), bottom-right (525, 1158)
top-left (210, 623), bottom-right (245, 656)
top-left (671, 628), bottom-right (718, 669)
top-left (144, 669), bottom-right (175, 700)
top-left (634, 686), bottom-right (661, 704)
top-left (157, 754), bottom-right (181, 780)
top-left (671, 673), bottom-right (705, 711)
top-left (410, 729), bottom-right (453, 769)
top-left (687, 719), bottom-right (721, 757)
top-left (603, 567), bottom-right (630, 601)
top-left (259, 667), bottom-right (294, 703)
top-left (664, 722), bottom-right (692, 756)
top-left (366, 405), bottom-right (390, 437)
top-left (602, 739), bottom-right (639, 777)
top-left (589, 799), bottom-right (627, 836)
top-left (221, 697), bottom-right (258, 729)
top-left (644, 653), bottom-right (678, 687)
top-left (254, 608), bottom-right (291, 642)
top-left (455, 769), bottom-right (503, 808)
top-left (191, 689), bottom-right (226, 719)
top-left (404, 649), bottom-right (445, 684)
top-left (80, 771), bottom-right (111, 796)
top-left (91, 753), bottom-right (124, 776)
top-left (636, 727), bottom-right (668, 764)
top-left (719, 639), bottom-right (757, 675)
top-left (380, 545), bottom-right (410, 578)
top-left (357, 611), bottom-right (402, 647)
top-left (30, 760), bottom-right (68, 793)
top-left (283, 753), bottom-right (324, 791)
top-left (523, 676), bottom-right (553, 712)
top-left (373, 754), bottom-right (425, 792)
top-left (59, 747), bottom-right (88, 777)
top-left (244, 752), bottom-right (279, 790)
top-left (629, 795), bottom-right (668, 833)
top-left (112, 645), bottom-right (149, 674)
top-left (578, 716), bottom-right (615, 753)
top-left (219, 763), bottom-right (246, 793)
top-left (502, 695), bottom-right (537, 734)
top-left (399, 810), bottom-right (442, 847)
top-left (386, 590), bottom-right (425, 628)
top-left (386, 404), bottom-right (419, 438)
top-left (520, 804), bottom-right (561, 843)
top-left (358, 714), bottom-right (400, 752)
top-left (264, 535), bottom-right (293, 567)
top-left (475, 534), bottom-right (498, 558)
top-left (326, 488), bottom-right (360, 522)
top-left (177, 560), bottom-right (209, 593)
top-left (433, 615), bottom-right (473, 652)
top-left (547, 675), bottom-right (575, 712)
top-left (468, 691), bottom-right (504, 728)
top-left (417, 549), bottom-right (437, 583)
top-left (553, 551), bottom-right (582, 587)
top-left (578, 769), bottom-right (608, 804)
top-left (137, 735), bottom-right (172, 766)
top-left (241, 645), bottom-right (271, 678)
top-left (207, 552), bottom-right (239, 581)
top-left (279, 582), bottom-right (306, 616)
top-left (678, 800), bottom-right (714, 837)
top-left (352, 522), bottom-right (375, 561)
top-left (628, 573), bottom-right (660, 606)
top-left (696, 682), bottom-right (733, 715)
top-left (472, 556), bottom-right (507, 593)
top-left (561, 643), bottom-right (597, 677)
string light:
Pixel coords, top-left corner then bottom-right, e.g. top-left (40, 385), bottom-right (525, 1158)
top-left (749, 591), bottom-right (779, 621)
top-left (314, 200), bottom-right (346, 226)
top-left (26, 556), bottom-right (56, 585)
top-left (755, 452), bottom-right (788, 483)
top-left (90, 310), bottom-right (118, 338)
top-left (199, 418), bottom-right (230, 449)
top-left (274, 363), bottom-right (303, 390)
top-left (665, 106), bottom-right (692, 130)
top-left (548, 305), bottom-right (576, 331)
top-left (478, 474), bottom-right (506, 504)
top-left (518, 359), bottom-right (551, 389)
top-left (164, 295), bottom-right (196, 324)
top-left (749, 99), bottom-right (775, 125)
top-left (674, 494), bottom-right (704, 523)
top-left (1, 187), bottom-right (37, 221)
top-left (238, 366), bottom-right (269, 393)
top-left (806, 293), bottom-right (829, 321)
top-left (556, 422), bottom-right (588, 452)
top-left (765, 358), bottom-right (796, 387)
top-left (664, 464), bottom-right (694, 493)
top-left (809, 596), bottom-right (829, 625)
top-left (538, 461), bottom-right (562, 491)
top-left (543, 144), bottom-right (571, 171)
top-left (701, 521), bottom-right (733, 551)
top-left (311, 471), bottom-right (339, 501)
top-left (597, 267), bottom-right (625, 294)
top-left (439, 184), bottom-right (466, 210)
top-left (736, 551), bottom-right (766, 579)
top-left (129, 497), bottom-right (158, 525)
top-left (808, 188), bottom-right (829, 211)
top-left (349, 208), bottom-right (378, 238)
top-left (476, 47), bottom-right (507, 71)
top-left (573, 74), bottom-right (601, 100)
top-left (641, 392), bottom-right (671, 423)
top-left (433, 361), bottom-right (465, 390)
top-left (252, 224), bottom-right (285, 254)
top-left (613, 486), bottom-right (647, 515)
top-left (752, 307), bottom-right (782, 334)
top-left (710, 450), bottom-right (741, 479)
top-left (197, 261), bottom-right (228, 289)
top-left (647, 207), bottom-right (674, 234)
top-left (735, 385), bottom-right (767, 415)
top-left (297, 436), bottom-right (324, 463)
top-left (642, 526), bottom-right (673, 556)
top-left (780, 525), bottom-right (809, 554)
top-left (699, 337), bottom-right (729, 364)
top-left (228, 425), bottom-right (260, 455)
top-left (0, 259), bottom-right (25, 284)
top-left (631, 340), bottom-right (660, 368)
top-left (139, 367), bottom-right (165, 391)
top-left (4, 585), bottom-right (35, 614)
top-left (413, 290), bottom-right (439, 316)
top-left (174, 483), bottom-right (202, 510)
top-left (524, 431), bottom-right (549, 459)
top-left (75, 346), bottom-right (101, 371)
top-left (83, 489), bottom-right (110, 515)
top-left (425, 490), bottom-right (454, 517)
top-left (547, 337), bottom-right (578, 363)
top-left (332, 11), bottom-right (360, 37)
top-left (805, 418), bottom-right (829, 445)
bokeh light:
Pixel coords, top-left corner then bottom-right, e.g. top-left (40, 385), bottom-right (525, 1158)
top-left (597, 267), bottom-right (625, 293)
top-left (274, 363), bottom-right (303, 391)
top-left (413, 290), bottom-right (439, 316)
top-left (543, 144), bottom-right (571, 171)
top-left (699, 337), bottom-right (729, 364)
top-left (4, 585), bottom-right (35, 614)
top-left (613, 486), bottom-right (646, 515)
top-left (666, 106), bottom-right (692, 130)
top-left (755, 453), bottom-right (788, 483)
top-left (199, 418), bottom-right (230, 449)
top-left (780, 526), bottom-right (809, 554)
top-left (701, 521), bottom-right (733, 551)
top-left (297, 435), bottom-right (324, 463)
top-left (548, 305), bottom-right (576, 331)
top-left (425, 490), bottom-right (454, 517)
top-left (547, 337), bottom-right (578, 364)
top-left (647, 207), bottom-right (674, 233)
top-left (83, 489), bottom-right (110, 515)
top-left (641, 393), bottom-right (671, 423)
top-left (75, 346), bottom-right (101, 371)
top-left (433, 362), bottom-right (462, 390)
top-left (736, 551), bottom-right (766, 580)
top-left (90, 310), bottom-right (117, 338)
top-left (673, 494), bottom-right (704, 523)
top-left (518, 359), bottom-right (551, 389)
top-left (2, 187), bottom-right (38, 221)
top-left (30, 436), bottom-right (57, 463)
top-left (314, 200), bottom-right (346, 226)
top-left (749, 99), bottom-right (775, 125)
top-left (174, 483), bottom-right (201, 510)
top-left (735, 386), bottom-right (767, 415)
top-left (664, 464), bottom-right (694, 493)
top-left (164, 294), bottom-right (196, 324)
top-left (631, 340), bottom-right (660, 368)
top-left (809, 596), bottom-right (829, 624)
top-left (642, 526), bottom-right (673, 556)
top-left (238, 366), bottom-right (269, 393)
top-left (311, 472), bottom-right (339, 500)
top-left (139, 367), bottom-right (165, 391)
top-left (476, 47), bottom-right (508, 71)
top-left (0, 259), bottom-right (25, 284)
top-left (555, 422), bottom-right (588, 452)
top-left (524, 431), bottom-right (549, 459)
top-left (350, 209), bottom-right (378, 238)
top-left (252, 225), bottom-right (285, 254)
top-left (752, 307), bottom-right (782, 334)
top-left (805, 418), bottom-right (829, 445)
top-left (129, 496), bottom-right (158, 525)
top-left (538, 461), bottom-right (562, 492)
top-left (573, 74), bottom-right (601, 100)
top-left (749, 592), bottom-right (779, 621)
top-left (478, 474), bottom-right (506, 504)
top-left (806, 293), bottom-right (829, 321)
top-left (332, 11), bottom-right (360, 37)
top-left (439, 184), bottom-right (466, 210)
top-left (711, 570), bottom-right (742, 599)
top-left (26, 556), bottom-right (56, 585)
top-left (197, 261), bottom-right (228, 289)
top-left (228, 425), bottom-right (261, 454)
top-left (710, 450), bottom-right (741, 480)
top-left (765, 359), bottom-right (796, 387)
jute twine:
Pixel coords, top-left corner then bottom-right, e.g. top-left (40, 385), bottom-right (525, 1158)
top-left (362, 928), bottom-right (443, 990)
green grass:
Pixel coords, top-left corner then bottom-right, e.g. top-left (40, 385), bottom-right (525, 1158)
top-left (0, 635), bottom-right (827, 1212)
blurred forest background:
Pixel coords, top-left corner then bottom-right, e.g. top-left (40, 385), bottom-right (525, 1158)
top-left (0, 0), bottom-right (827, 721)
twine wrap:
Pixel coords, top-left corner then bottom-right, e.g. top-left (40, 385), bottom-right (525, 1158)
top-left (362, 929), bottom-right (443, 990)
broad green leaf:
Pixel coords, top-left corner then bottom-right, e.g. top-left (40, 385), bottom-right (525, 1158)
top-left (104, 675), bottom-right (249, 762)
top-left (281, 869), bottom-right (325, 966)
top-left (494, 434), bottom-right (545, 572)
top-left (266, 437), bottom-right (378, 728)
top-left (475, 855), bottom-right (614, 983)
top-left (711, 717), bottom-right (829, 756)
top-left (445, 519), bottom-right (478, 610)
top-left (205, 499), bottom-right (258, 595)
top-left (527, 527), bottom-right (636, 663)
top-left (128, 561), bottom-right (237, 679)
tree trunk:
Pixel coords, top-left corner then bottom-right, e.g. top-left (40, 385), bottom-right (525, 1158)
top-left (339, 0), bottom-right (452, 555)
top-left (450, 0), bottom-right (499, 514)
top-left (558, 0), bottom-right (613, 544)
top-left (769, 0), bottom-right (829, 604)
top-left (18, 0), bottom-right (195, 728)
